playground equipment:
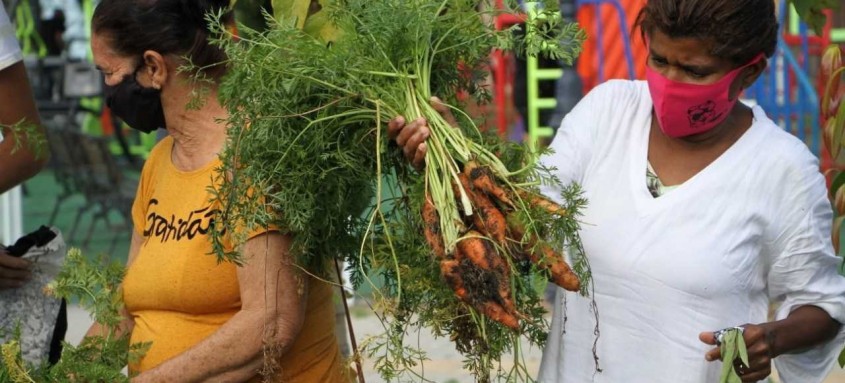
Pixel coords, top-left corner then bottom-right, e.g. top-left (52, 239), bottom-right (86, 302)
top-left (524, 2), bottom-right (563, 148)
top-left (745, 1), bottom-right (840, 158)
top-left (493, 0), bottom-right (638, 146)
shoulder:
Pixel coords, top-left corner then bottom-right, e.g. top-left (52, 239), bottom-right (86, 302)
top-left (562, 80), bottom-right (651, 143)
top-left (582, 79), bottom-right (649, 107)
top-left (750, 106), bottom-right (818, 173)
top-left (747, 106), bottom-right (827, 219)
top-left (137, 135), bottom-right (174, 186)
top-left (144, 136), bottom-right (174, 168)
top-left (0, 7), bottom-right (21, 72)
top-left (574, 80), bottom-right (652, 127)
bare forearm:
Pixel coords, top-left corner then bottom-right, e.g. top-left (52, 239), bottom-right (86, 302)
top-left (0, 140), bottom-right (47, 193)
top-left (762, 305), bottom-right (841, 357)
top-left (84, 317), bottom-right (133, 340)
top-left (132, 310), bottom-right (287, 383)
top-left (0, 61), bottom-right (48, 193)
top-left (135, 233), bottom-right (303, 382)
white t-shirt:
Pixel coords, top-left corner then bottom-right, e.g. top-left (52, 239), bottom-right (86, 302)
top-left (0, 6), bottom-right (22, 71)
top-left (537, 80), bottom-right (845, 383)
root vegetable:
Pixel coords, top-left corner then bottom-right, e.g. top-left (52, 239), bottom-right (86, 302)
top-left (440, 238), bottom-right (521, 330)
top-left (422, 194), bottom-right (446, 259)
top-left (456, 233), bottom-right (518, 319)
top-left (457, 231), bottom-right (508, 277)
top-left (455, 174), bottom-right (508, 245)
top-left (441, 257), bottom-right (518, 330)
top-left (463, 161), bottom-right (514, 208)
top-left (528, 245), bottom-right (581, 292)
top-left (518, 190), bottom-right (567, 216)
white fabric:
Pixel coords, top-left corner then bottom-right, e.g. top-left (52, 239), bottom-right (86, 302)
top-left (0, 6), bottom-right (22, 71)
top-left (537, 80), bottom-right (845, 383)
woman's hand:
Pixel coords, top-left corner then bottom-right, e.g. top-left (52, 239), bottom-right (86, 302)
top-left (0, 248), bottom-right (31, 290)
top-left (388, 116), bottom-right (430, 169)
top-left (700, 325), bottom-right (773, 382)
top-left (387, 97), bottom-right (458, 170)
top-left (699, 306), bottom-right (841, 382)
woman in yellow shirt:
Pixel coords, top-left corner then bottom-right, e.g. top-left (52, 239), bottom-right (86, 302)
top-left (83, 0), bottom-right (348, 381)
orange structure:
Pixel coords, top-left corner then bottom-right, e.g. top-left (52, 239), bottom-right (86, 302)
top-left (576, 0), bottom-right (647, 93)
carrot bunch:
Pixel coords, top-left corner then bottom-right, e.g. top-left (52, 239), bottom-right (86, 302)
top-left (423, 160), bottom-right (581, 330)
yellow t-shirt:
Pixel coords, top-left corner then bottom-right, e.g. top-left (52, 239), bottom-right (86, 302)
top-left (124, 136), bottom-right (347, 382)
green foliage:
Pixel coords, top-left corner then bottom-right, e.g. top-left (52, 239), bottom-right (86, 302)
top-left (209, 0), bottom-right (586, 381)
top-left (789, 0), bottom-right (841, 36)
top-left (1, 119), bottom-right (47, 161)
top-left (718, 329), bottom-right (748, 383)
top-left (0, 249), bottom-right (149, 382)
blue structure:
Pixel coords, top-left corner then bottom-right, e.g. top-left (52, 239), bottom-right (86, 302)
top-left (745, 1), bottom-right (821, 155)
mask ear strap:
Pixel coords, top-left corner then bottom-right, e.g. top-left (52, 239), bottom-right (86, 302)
top-left (741, 53), bottom-right (766, 69)
top-left (736, 54), bottom-right (766, 91)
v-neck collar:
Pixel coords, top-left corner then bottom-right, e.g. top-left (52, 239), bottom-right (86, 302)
top-left (630, 106), bottom-right (767, 215)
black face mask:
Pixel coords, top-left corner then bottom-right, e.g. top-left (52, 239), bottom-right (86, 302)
top-left (104, 69), bottom-right (166, 133)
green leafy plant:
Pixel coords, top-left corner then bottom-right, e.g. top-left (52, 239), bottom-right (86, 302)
top-left (209, 0), bottom-right (590, 381)
top-left (790, 0), bottom-right (841, 35)
top-left (718, 329), bottom-right (749, 383)
top-left (0, 248), bottom-right (148, 382)
top-left (788, 0), bottom-right (845, 369)
top-left (1, 119), bottom-right (47, 160)
top-left (819, 43), bottom-right (845, 368)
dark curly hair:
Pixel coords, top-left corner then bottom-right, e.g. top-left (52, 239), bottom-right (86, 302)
top-left (92, 0), bottom-right (233, 79)
top-left (635, 0), bottom-right (779, 65)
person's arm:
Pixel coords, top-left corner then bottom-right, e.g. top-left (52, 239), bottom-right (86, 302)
top-left (133, 231), bottom-right (305, 383)
top-left (83, 231), bottom-right (144, 341)
top-left (0, 60), bottom-right (49, 194)
top-left (700, 306), bottom-right (841, 382)
top-left (700, 150), bottom-right (845, 382)
top-left (0, 247), bottom-right (30, 289)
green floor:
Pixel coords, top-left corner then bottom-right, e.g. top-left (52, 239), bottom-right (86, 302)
top-left (21, 169), bottom-right (136, 265)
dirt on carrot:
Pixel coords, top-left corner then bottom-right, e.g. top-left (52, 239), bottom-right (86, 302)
top-left (463, 161), bottom-right (514, 208)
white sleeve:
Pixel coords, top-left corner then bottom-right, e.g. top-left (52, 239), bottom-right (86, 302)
top-left (0, 6), bottom-right (23, 71)
top-left (766, 146), bottom-right (845, 382)
top-left (538, 81), bottom-right (601, 203)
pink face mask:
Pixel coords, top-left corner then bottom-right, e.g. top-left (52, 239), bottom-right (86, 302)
top-left (646, 54), bottom-right (764, 138)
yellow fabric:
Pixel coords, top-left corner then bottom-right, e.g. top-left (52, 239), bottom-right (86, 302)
top-left (124, 136), bottom-right (348, 382)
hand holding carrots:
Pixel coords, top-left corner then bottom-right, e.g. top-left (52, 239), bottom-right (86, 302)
top-left (391, 97), bottom-right (581, 331)
top-left (388, 97), bottom-right (458, 169)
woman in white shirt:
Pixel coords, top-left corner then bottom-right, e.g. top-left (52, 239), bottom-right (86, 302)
top-left (389, 0), bottom-right (845, 382)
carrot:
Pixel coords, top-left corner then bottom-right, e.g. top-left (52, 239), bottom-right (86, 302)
top-left (518, 190), bottom-right (567, 216)
top-left (422, 194), bottom-right (446, 259)
top-left (440, 259), bottom-right (469, 298)
top-left (471, 194), bottom-right (508, 246)
top-left (527, 245), bottom-right (580, 292)
top-left (456, 174), bottom-right (508, 245)
top-left (442, 258), bottom-right (520, 330)
top-left (456, 233), bottom-right (518, 318)
top-left (463, 161), bottom-right (514, 208)
top-left (476, 300), bottom-right (520, 330)
top-left (457, 231), bottom-right (508, 277)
